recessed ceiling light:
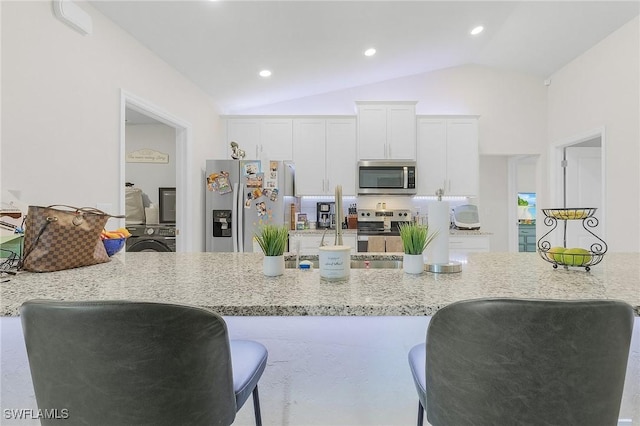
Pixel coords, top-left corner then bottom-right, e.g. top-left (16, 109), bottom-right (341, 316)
top-left (470, 26), bottom-right (484, 36)
top-left (259, 69), bottom-right (272, 78)
top-left (364, 48), bottom-right (376, 57)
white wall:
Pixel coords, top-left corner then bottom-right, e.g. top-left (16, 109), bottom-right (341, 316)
top-left (237, 64), bottom-right (548, 157)
top-left (1, 1), bottom-right (220, 251)
top-left (479, 156), bottom-right (510, 251)
top-left (125, 124), bottom-right (176, 206)
top-left (517, 160), bottom-right (537, 193)
top-left (545, 16), bottom-right (639, 252)
top-left (232, 65), bottom-right (548, 248)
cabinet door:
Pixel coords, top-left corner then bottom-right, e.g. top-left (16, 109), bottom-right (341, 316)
top-left (446, 119), bottom-right (478, 196)
top-left (326, 118), bottom-right (357, 196)
top-left (357, 105), bottom-right (387, 159)
top-left (226, 119), bottom-right (260, 160)
top-left (293, 119), bottom-right (327, 196)
top-left (449, 235), bottom-right (491, 262)
top-left (290, 234), bottom-right (324, 256)
top-left (260, 119), bottom-right (293, 161)
top-left (342, 234), bottom-right (358, 254)
top-left (417, 118), bottom-right (447, 195)
top-left (387, 104), bottom-right (416, 159)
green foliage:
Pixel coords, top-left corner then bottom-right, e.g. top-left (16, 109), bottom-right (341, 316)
top-left (518, 196), bottom-right (529, 206)
top-left (398, 222), bottom-right (438, 255)
top-left (255, 225), bottom-right (289, 256)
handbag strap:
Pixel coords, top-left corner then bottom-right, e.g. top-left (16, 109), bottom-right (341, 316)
top-left (45, 205), bottom-right (125, 218)
top-left (18, 218), bottom-right (53, 270)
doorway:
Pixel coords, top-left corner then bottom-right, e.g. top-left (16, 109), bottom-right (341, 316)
top-left (550, 128), bottom-right (605, 249)
top-left (507, 155), bottom-right (540, 252)
top-left (120, 90), bottom-right (193, 252)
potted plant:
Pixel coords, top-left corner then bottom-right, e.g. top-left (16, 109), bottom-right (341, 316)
top-left (399, 222), bottom-right (438, 274)
top-left (255, 224), bottom-right (289, 276)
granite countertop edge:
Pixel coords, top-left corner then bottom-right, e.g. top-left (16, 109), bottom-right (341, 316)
top-left (2, 252), bottom-right (638, 317)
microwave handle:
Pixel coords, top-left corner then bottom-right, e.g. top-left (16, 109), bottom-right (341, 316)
top-left (403, 167), bottom-right (408, 189)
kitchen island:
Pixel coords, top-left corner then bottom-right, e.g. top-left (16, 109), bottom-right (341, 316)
top-left (1, 252), bottom-right (639, 316)
top-left (1, 252), bottom-right (638, 425)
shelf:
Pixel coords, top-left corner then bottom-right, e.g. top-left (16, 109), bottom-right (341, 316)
top-left (542, 208), bottom-right (596, 220)
top-left (538, 248), bottom-right (604, 271)
top-left (537, 207), bottom-right (607, 272)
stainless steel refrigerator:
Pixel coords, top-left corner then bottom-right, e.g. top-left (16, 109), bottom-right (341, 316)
top-left (205, 159), bottom-right (295, 252)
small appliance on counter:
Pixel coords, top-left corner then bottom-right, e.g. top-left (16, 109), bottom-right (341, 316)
top-left (452, 204), bottom-right (481, 230)
top-left (317, 202), bottom-right (336, 229)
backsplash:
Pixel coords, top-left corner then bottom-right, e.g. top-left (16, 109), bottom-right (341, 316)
top-left (297, 195), bottom-right (477, 227)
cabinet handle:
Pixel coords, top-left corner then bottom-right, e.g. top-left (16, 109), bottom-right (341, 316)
top-left (327, 179), bottom-right (330, 192)
top-left (388, 144), bottom-right (391, 159)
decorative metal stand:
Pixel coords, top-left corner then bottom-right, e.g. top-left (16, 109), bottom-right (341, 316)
top-left (537, 208), bottom-right (607, 272)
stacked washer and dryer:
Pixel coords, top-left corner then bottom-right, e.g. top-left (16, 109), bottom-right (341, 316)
top-left (125, 186), bottom-right (176, 252)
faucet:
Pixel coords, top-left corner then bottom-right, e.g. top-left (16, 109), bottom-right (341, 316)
top-left (320, 229), bottom-right (329, 247)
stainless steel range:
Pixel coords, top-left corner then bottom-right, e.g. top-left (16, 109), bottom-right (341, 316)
top-left (356, 209), bottom-right (412, 252)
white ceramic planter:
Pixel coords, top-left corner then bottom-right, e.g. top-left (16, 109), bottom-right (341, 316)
top-left (319, 246), bottom-right (351, 281)
top-left (403, 253), bottom-right (424, 274)
top-left (263, 255), bottom-right (285, 277)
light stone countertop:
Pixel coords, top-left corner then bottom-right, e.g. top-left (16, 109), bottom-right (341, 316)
top-left (1, 252), bottom-right (638, 316)
top-left (290, 229), bottom-right (491, 236)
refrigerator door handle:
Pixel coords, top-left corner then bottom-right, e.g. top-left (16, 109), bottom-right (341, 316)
top-left (237, 182), bottom-right (245, 252)
top-left (232, 183), bottom-right (239, 253)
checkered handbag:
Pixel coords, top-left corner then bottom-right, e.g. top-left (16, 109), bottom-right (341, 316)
top-left (20, 205), bottom-right (121, 272)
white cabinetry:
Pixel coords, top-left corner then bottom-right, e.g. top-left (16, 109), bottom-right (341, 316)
top-left (293, 118), bottom-right (357, 196)
top-left (448, 234), bottom-right (491, 262)
top-left (225, 118), bottom-right (293, 162)
top-left (290, 233), bottom-right (357, 255)
top-left (357, 102), bottom-right (416, 160)
top-left (417, 117), bottom-right (479, 196)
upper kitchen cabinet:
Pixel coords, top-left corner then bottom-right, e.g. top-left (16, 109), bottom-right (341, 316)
top-left (356, 101), bottom-right (417, 160)
top-left (293, 117), bottom-right (357, 196)
top-left (417, 117), bottom-right (479, 196)
top-left (224, 118), bottom-right (293, 161)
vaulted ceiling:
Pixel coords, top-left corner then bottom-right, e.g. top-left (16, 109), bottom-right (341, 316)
top-left (91, 1), bottom-right (639, 114)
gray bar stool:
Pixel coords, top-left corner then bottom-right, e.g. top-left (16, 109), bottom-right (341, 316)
top-left (408, 298), bottom-right (634, 426)
top-left (21, 299), bottom-right (268, 426)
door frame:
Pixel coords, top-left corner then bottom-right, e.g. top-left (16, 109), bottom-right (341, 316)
top-left (120, 90), bottom-right (193, 252)
top-left (549, 126), bottom-right (606, 243)
top-left (507, 155), bottom-right (540, 252)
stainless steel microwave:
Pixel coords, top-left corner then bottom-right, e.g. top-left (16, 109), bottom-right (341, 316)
top-left (357, 160), bottom-right (417, 195)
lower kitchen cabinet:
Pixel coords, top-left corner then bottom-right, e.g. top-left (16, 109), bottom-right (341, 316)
top-left (290, 233), bottom-right (357, 255)
top-left (518, 224), bottom-right (536, 252)
top-left (448, 234), bottom-right (491, 261)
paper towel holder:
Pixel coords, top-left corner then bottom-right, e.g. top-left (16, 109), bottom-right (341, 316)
top-left (426, 188), bottom-right (462, 273)
top-left (426, 262), bottom-right (462, 273)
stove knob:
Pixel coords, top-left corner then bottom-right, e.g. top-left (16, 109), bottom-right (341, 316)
top-left (145, 228), bottom-right (155, 235)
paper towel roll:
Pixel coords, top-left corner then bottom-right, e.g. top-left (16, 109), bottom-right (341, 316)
top-left (145, 205), bottom-right (159, 225)
top-left (427, 200), bottom-right (450, 264)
